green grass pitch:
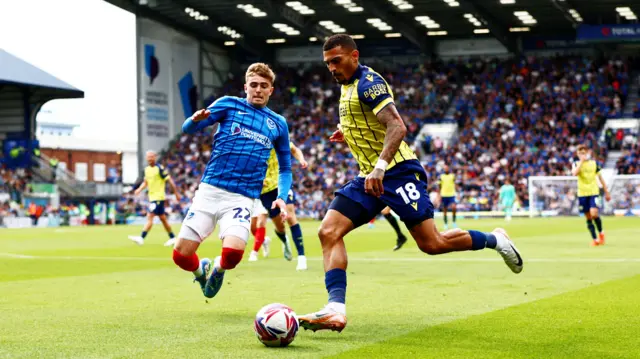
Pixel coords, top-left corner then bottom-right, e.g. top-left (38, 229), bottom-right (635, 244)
top-left (1, 217), bottom-right (639, 358)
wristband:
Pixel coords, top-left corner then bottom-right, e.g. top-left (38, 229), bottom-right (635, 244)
top-left (375, 159), bottom-right (388, 171)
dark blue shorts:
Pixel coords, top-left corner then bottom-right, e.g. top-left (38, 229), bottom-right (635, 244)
top-left (329, 159), bottom-right (434, 229)
top-left (260, 189), bottom-right (295, 219)
top-left (578, 195), bottom-right (598, 214)
top-left (149, 200), bottom-right (166, 216)
top-left (441, 196), bottom-right (456, 208)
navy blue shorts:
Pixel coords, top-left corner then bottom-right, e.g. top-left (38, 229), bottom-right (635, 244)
top-left (578, 195), bottom-right (598, 214)
top-left (149, 200), bottom-right (166, 216)
top-left (441, 196), bottom-right (456, 208)
top-left (260, 189), bottom-right (295, 219)
top-left (329, 159), bottom-right (434, 229)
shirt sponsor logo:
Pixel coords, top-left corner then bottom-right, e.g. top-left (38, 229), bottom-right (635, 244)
top-left (230, 122), bottom-right (272, 148)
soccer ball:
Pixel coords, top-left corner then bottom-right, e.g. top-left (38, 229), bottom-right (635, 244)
top-left (254, 303), bottom-right (299, 347)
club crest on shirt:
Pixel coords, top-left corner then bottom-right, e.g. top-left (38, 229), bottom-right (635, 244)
top-left (266, 118), bottom-right (277, 130)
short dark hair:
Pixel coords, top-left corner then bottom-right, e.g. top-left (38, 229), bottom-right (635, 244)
top-left (323, 34), bottom-right (358, 52)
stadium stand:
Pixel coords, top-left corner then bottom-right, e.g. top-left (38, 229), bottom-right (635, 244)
top-left (122, 55), bottom-right (635, 219)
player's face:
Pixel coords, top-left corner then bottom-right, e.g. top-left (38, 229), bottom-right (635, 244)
top-left (323, 46), bottom-right (359, 84)
top-left (444, 165), bottom-right (450, 173)
top-left (146, 152), bottom-right (156, 165)
top-left (577, 149), bottom-right (589, 160)
top-left (244, 75), bottom-right (274, 107)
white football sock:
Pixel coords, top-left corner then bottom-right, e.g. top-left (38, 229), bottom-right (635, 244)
top-left (327, 302), bottom-right (346, 315)
top-left (193, 265), bottom-right (204, 277)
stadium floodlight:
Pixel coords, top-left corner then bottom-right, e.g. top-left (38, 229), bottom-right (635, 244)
top-left (349, 7), bottom-right (364, 12)
top-left (398, 4), bottom-right (413, 10)
top-left (351, 34), bottom-right (366, 39)
top-left (286, 1), bottom-right (317, 15)
top-left (273, 23), bottom-right (287, 29)
top-left (367, 18), bottom-right (382, 23)
top-left (335, 0), bottom-right (352, 4)
top-left (415, 16), bottom-right (431, 21)
top-left (385, 33), bottom-right (402, 37)
top-left (499, 0), bottom-right (516, 4)
top-left (616, 7), bottom-right (631, 12)
top-left (426, 23), bottom-right (440, 28)
top-left (309, 36), bottom-right (318, 41)
top-left (319, 20), bottom-right (335, 26)
top-left (266, 38), bottom-right (286, 43)
top-left (474, 28), bottom-right (490, 34)
top-left (427, 30), bottom-right (447, 36)
top-left (509, 27), bottom-right (530, 32)
top-left (224, 41), bottom-right (236, 46)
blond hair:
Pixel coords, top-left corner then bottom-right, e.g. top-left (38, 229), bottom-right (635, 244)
top-left (245, 63), bottom-right (276, 85)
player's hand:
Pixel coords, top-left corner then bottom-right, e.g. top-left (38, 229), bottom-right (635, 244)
top-left (605, 192), bottom-right (611, 202)
top-left (174, 193), bottom-right (182, 202)
top-left (365, 168), bottom-right (385, 198)
top-left (134, 188), bottom-right (142, 196)
top-left (191, 109), bottom-right (210, 122)
top-left (329, 130), bottom-right (344, 143)
top-left (577, 153), bottom-right (587, 162)
top-left (271, 198), bottom-right (288, 221)
top-left (300, 159), bottom-right (309, 169)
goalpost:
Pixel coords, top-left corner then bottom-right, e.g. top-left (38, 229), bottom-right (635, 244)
top-left (528, 174), bottom-right (640, 217)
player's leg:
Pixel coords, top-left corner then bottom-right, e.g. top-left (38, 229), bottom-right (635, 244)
top-left (382, 206), bottom-right (407, 251)
top-left (591, 197), bottom-right (605, 244)
top-left (261, 190), bottom-right (293, 261)
top-left (441, 204), bottom-right (449, 230)
top-left (173, 210), bottom-right (215, 294)
top-left (387, 161), bottom-right (522, 273)
top-left (203, 200), bottom-right (252, 299)
top-left (249, 213), bottom-right (267, 261)
top-left (286, 203), bottom-right (307, 270)
top-left (299, 178), bottom-right (382, 333)
top-left (451, 202), bottom-right (458, 228)
top-left (129, 210), bottom-right (155, 245)
top-left (580, 197), bottom-right (599, 246)
top-left (158, 214), bottom-right (176, 247)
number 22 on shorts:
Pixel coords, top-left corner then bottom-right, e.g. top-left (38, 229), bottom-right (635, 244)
top-left (232, 207), bottom-right (251, 222)
top-left (395, 183), bottom-right (421, 204)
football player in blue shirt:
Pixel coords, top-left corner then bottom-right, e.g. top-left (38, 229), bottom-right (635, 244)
top-left (172, 63), bottom-right (293, 299)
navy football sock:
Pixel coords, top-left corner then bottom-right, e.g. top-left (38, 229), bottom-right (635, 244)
top-left (468, 230), bottom-right (497, 250)
top-left (594, 217), bottom-right (603, 233)
top-left (586, 220), bottom-right (597, 240)
top-left (275, 230), bottom-right (287, 244)
top-left (290, 224), bottom-right (305, 256)
top-left (325, 268), bottom-right (347, 304)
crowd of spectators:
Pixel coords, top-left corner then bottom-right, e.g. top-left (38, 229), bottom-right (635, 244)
top-left (124, 55), bottom-right (636, 219)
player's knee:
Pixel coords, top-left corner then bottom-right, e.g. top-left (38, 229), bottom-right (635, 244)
top-left (318, 224), bottom-right (340, 246)
top-left (174, 240), bottom-right (195, 257)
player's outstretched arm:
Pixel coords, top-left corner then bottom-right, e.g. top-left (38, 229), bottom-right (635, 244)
top-left (182, 97), bottom-right (231, 134)
top-left (273, 125), bottom-right (293, 220)
top-left (290, 143), bottom-right (308, 169)
top-left (597, 173), bottom-right (612, 201)
top-left (167, 177), bottom-right (181, 201)
top-left (134, 180), bottom-right (147, 196)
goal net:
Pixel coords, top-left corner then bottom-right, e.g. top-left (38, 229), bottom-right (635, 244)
top-left (528, 174), bottom-right (640, 217)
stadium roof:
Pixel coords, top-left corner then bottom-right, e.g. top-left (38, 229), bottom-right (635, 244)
top-left (0, 49), bottom-right (84, 98)
top-left (0, 49), bottom-right (84, 139)
top-left (106, 0), bottom-right (640, 56)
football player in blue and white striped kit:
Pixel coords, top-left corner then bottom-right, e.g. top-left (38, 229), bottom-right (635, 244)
top-left (172, 63), bottom-right (293, 299)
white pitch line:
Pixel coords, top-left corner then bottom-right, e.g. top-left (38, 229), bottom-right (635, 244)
top-left (1, 252), bottom-right (640, 263)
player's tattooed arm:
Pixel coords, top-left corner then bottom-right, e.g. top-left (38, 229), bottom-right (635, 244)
top-left (376, 103), bottom-right (407, 163)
